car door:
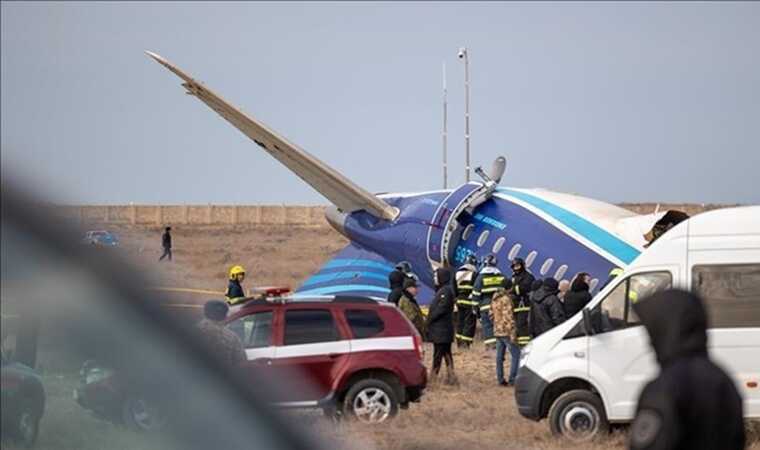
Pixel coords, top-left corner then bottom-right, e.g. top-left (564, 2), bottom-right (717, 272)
top-left (271, 307), bottom-right (350, 404)
top-left (587, 270), bottom-right (674, 420)
top-left (227, 309), bottom-right (276, 381)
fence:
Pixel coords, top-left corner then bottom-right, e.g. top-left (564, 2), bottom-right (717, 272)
top-left (53, 205), bottom-right (328, 227)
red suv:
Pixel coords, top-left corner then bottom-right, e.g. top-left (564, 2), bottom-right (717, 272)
top-left (226, 294), bottom-right (427, 423)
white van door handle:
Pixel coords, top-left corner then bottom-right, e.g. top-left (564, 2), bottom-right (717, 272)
top-left (574, 352), bottom-right (585, 358)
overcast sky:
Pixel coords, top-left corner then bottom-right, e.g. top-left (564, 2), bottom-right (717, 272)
top-left (2, 2), bottom-right (759, 205)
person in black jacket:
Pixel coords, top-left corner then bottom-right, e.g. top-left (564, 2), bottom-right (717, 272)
top-left (528, 278), bottom-right (566, 337)
top-left (562, 272), bottom-right (592, 318)
top-left (629, 290), bottom-right (744, 450)
top-left (426, 267), bottom-right (457, 385)
top-left (159, 226), bottom-right (172, 261)
top-left (387, 270), bottom-right (405, 305)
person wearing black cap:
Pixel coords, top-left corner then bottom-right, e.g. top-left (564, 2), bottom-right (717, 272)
top-left (397, 277), bottom-right (425, 337)
top-left (628, 290), bottom-right (744, 450)
top-left (197, 300), bottom-right (246, 365)
top-left (159, 226), bottom-right (172, 262)
top-left (528, 278), bottom-right (566, 337)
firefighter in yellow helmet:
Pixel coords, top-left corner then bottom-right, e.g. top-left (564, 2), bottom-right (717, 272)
top-left (225, 265), bottom-right (247, 305)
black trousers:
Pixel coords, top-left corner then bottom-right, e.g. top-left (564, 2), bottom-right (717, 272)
top-left (432, 342), bottom-right (454, 375)
top-left (159, 247), bottom-right (172, 261)
top-left (456, 307), bottom-right (477, 345)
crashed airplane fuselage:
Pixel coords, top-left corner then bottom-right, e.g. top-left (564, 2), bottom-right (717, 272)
top-left (146, 51), bottom-right (684, 304)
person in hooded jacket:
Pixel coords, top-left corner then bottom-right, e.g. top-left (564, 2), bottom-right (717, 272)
top-left (629, 290), bottom-right (744, 450)
top-left (563, 272), bottom-right (592, 318)
top-left (426, 267), bottom-right (458, 385)
top-left (398, 277), bottom-right (425, 337)
top-left (528, 278), bottom-right (566, 337)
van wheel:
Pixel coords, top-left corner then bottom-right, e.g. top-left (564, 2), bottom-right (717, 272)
top-left (548, 389), bottom-right (609, 442)
top-left (343, 378), bottom-right (399, 424)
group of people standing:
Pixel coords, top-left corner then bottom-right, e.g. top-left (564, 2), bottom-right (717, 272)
top-left (388, 255), bottom-right (595, 386)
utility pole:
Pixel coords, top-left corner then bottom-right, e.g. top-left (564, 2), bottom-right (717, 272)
top-left (442, 62), bottom-right (448, 189)
top-left (458, 47), bottom-right (471, 182)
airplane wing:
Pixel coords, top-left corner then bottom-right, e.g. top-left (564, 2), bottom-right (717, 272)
top-left (296, 243), bottom-right (435, 305)
top-left (145, 51), bottom-right (398, 221)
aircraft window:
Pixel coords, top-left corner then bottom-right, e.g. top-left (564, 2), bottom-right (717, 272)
top-left (508, 244), bottom-right (522, 261)
top-left (462, 224), bottom-right (474, 241)
top-left (492, 237), bottom-right (506, 254)
top-left (589, 278), bottom-right (600, 291)
top-left (525, 251), bottom-right (538, 267)
top-left (540, 258), bottom-right (554, 275)
top-left (476, 230), bottom-right (490, 247)
top-left (554, 264), bottom-right (568, 280)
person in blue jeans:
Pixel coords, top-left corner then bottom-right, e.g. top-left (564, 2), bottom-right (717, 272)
top-left (490, 278), bottom-right (521, 386)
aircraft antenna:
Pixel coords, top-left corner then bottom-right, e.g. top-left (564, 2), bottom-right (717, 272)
top-left (442, 62), bottom-right (448, 189)
top-left (458, 47), bottom-right (471, 182)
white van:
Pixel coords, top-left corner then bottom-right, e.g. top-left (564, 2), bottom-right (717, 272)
top-left (514, 206), bottom-right (760, 441)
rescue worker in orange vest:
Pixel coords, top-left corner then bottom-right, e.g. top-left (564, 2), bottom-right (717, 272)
top-left (225, 265), bottom-right (247, 305)
top-left (454, 255), bottom-right (478, 349)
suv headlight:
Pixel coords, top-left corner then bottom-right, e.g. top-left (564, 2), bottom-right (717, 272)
top-left (519, 342), bottom-right (533, 367)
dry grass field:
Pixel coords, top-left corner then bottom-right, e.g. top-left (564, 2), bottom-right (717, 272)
top-left (78, 220), bottom-right (758, 450)
top-left (4, 211), bottom-right (758, 450)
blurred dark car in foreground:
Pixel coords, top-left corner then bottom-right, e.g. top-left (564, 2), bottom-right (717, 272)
top-left (1, 353), bottom-right (45, 448)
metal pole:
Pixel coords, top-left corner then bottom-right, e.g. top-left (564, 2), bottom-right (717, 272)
top-left (462, 48), bottom-right (471, 182)
top-left (442, 62), bottom-right (448, 189)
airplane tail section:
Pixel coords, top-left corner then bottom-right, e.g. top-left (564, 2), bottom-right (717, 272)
top-left (146, 51), bottom-right (399, 221)
top-left (296, 243), bottom-right (435, 305)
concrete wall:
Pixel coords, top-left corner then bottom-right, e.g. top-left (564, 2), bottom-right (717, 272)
top-left (57, 205), bottom-right (329, 227)
top-left (55, 203), bottom-right (732, 227)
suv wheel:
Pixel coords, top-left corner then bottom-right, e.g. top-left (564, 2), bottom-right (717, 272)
top-left (343, 378), bottom-right (399, 424)
top-left (122, 395), bottom-right (167, 432)
top-left (548, 389), bottom-right (609, 442)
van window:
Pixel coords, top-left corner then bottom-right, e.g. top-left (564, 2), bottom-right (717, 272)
top-left (693, 264), bottom-right (760, 328)
top-left (594, 271), bottom-right (672, 333)
top-left (284, 310), bottom-right (339, 345)
top-left (229, 311), bottom-right (273, 348)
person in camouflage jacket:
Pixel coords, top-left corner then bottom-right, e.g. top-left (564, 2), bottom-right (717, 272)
top-left (398, 277), bottom-right (426, 338)
top-left (490, 279), bottom-right (521, 386)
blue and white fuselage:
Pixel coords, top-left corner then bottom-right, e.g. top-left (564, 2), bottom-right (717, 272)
top-left (301, 184), bottom-right (648, 304)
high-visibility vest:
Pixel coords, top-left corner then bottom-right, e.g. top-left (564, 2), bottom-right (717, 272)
top-left (456, 270), bottom-right (478, 307)
top-left (474, 273), bottom-right (505, 311)
top-left (513, 298), bottom-right (531, 346)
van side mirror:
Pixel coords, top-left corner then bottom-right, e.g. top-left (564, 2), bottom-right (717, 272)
top-left (582, 308), bottom-right (594, 336)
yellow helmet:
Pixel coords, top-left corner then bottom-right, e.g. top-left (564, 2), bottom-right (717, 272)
top-left (229, 265), bottom-right (246, 279)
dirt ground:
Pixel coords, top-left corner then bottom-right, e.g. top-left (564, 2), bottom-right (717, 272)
top-left (69, 221), bottom-right (758, 450)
